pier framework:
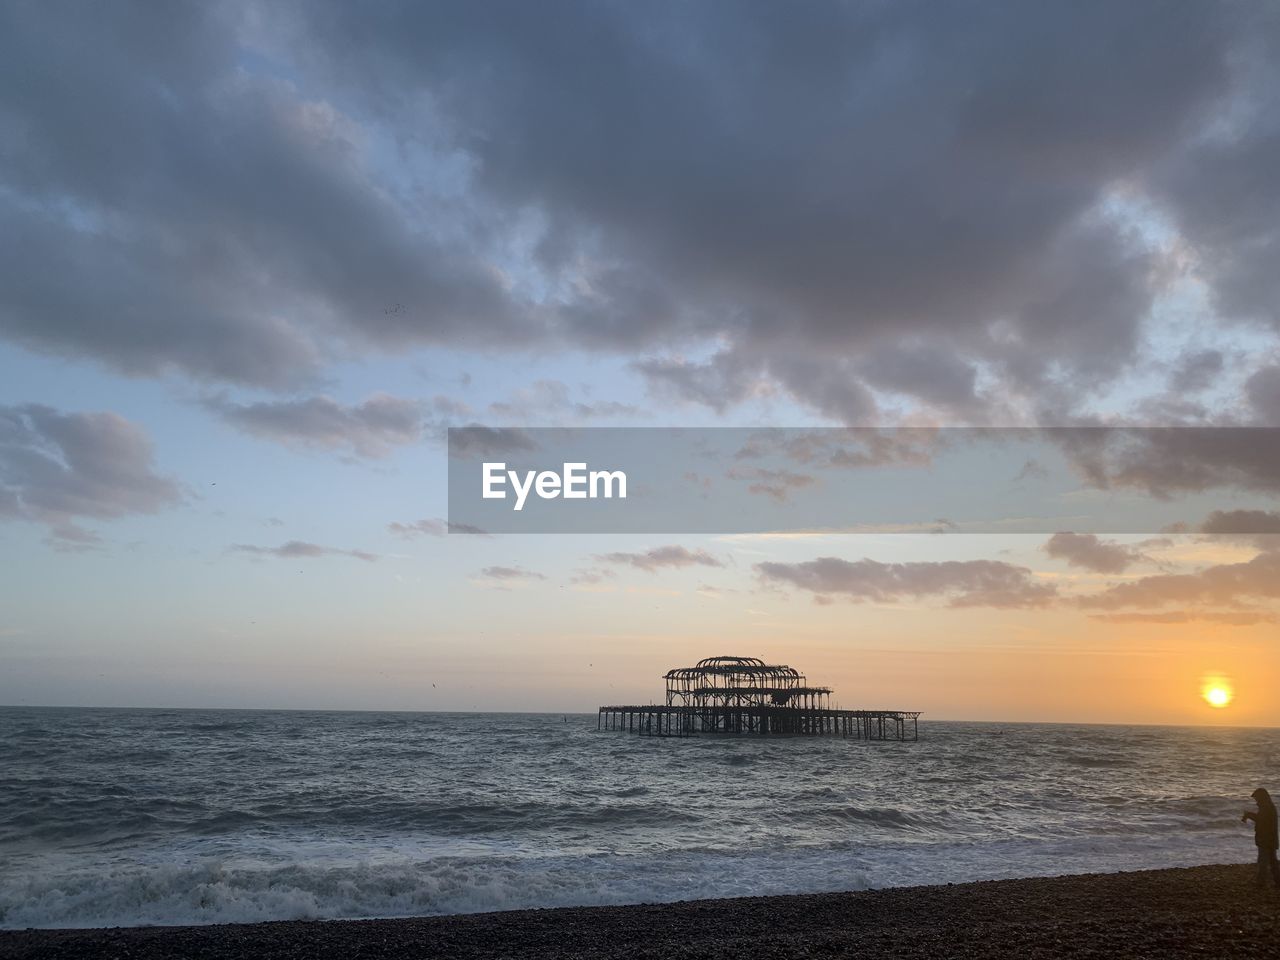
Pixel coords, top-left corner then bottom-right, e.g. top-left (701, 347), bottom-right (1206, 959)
top-left (597, 656), bottom-right (919, 740)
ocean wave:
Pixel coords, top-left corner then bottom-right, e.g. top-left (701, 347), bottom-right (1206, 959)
top-left (1059, 754), bottom-right (1135, 769)
top-left (1, 712), bottom-right (1266, 929)
top-left (0, 850), bottom-right (875, 930)
top-left (821, 807), bottom-right (920, 829)
top-left (0, 830), bottom-right (1239, 931)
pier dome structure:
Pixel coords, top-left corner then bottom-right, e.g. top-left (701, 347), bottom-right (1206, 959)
top-left (663, 656), bottom-right (833, 710)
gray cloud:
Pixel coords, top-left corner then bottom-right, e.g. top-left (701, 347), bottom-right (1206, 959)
top-left (570, 568), bottom-right (618, 586)
top-left (597, 545), bottom-right (724, 573)
top-left (727, 467), bottom-right (816, 504)
top-left (1054, 427), bottom-right (1280, 497)
top-left (1077, 548), bottom-right (1280, 609)
top-left (1199, 509), bottom-right (1280, 535)
top-left (475, 565), bottom-right (546, 584)
top-left (207, 393), bottom-right (423, 458)
top-left (1151, 32), bottom-right (1280, 333)
top-left (447, 426), bottom-right (537, 459)
top-left (1169, 349), bottom-right (1225, 394)
top-left (1044, 532), bottom-right (1148, 574)
top-left (2, 2), bottom-right (1276, 425)
top-left (756, 556), bottom-right (1056, 608)
top-left (1247, 365), bottom-right (1280, 424)
top-left (0, 403), bottom-right (182, 541)
top-left (0, 4), bottom-right (524, 388)
top-left (231, 540), bottom-right (378, 561)
top-left (488, 380), bottom-right (641, 422)
top-left (388, 518), bottom-right (488, 537)
top-left (734, 429), bottom-right (940, 471)
top-left (1193, 509), bottom-right (1280, 553)
top-left (856, 343), bottom-right (983, 415)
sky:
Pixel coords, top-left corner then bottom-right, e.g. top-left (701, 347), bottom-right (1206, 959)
top-left (1, 1), bottom-right (1279, 724)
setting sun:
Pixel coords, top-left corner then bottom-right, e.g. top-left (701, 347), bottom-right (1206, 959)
top-left (1202, 679), bottom-right (1234, 709)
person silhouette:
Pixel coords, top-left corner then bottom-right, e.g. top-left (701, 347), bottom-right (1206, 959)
top-left (1242, 787), bottom-right (1280, 888)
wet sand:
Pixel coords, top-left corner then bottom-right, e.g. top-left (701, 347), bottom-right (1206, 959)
top-left (3, 864), bottom-right (1277, 959)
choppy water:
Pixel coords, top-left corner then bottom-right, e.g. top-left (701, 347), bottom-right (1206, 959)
top-left (1, 708), bottom-right (1276, 928)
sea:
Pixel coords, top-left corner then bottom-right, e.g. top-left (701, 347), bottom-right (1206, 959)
top-left (1, 707), bottom-right (1276, 929)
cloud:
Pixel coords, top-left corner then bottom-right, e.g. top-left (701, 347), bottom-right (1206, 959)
top-left (447, 426), bottom-right (538, 459)
top-left (1246, 366), bottom-right (1280, 425)
top-left (231, 540), bottom-right (378, 561)
top-left (471, 565), bottom-right (546, 588)
top-left (727, 467), bottom-right (816, 503)
top-left (1089, 611), bottom-right (1275, 626)
top-left (1076, 549), bottom-right (1280, 609)
top-left (734, 429), bottom-right (940, 470)
top-left (855, 342), bottom-right (983, 414)
top-left (634, 352), bottom-right (772, 414)
top-left (1169, 349), bottom-right (1225, 394)
top-left (206, 393), bottom-right (422, 458)
top-left (487, 380), bottom-right (640, 422)
top-left (3, 1), bottom-right (1277, 427)
top-left (388, 518), bottom-right (489, 537)
top-left (479, 565), bottom-right (544, 580)
top-left (1044, 532), bottom-right (1148, 574)
top-left (1054, 427), bottom-right (1280, 497)
top-left (755, 556), bottom-right (1056, 608)
top-left (0, 403), bottom-right (182, 541)
top-left (596, 545), bottom-right (724, 572)
top-left (570, 568), bottom-right (618, 586)
top-left (1197, 509), bottom-right (1280, 553)
top-left (0, 4), bottom-right (524, 388)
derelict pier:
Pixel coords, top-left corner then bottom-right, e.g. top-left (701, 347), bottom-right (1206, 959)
top-left (597, 655), bottom-right (920, 740)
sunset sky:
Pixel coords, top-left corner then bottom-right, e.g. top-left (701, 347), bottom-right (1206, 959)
top-left (1, 1), bottom-right (1279, 724)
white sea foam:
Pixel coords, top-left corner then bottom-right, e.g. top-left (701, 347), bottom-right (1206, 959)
top-left (1, 709), bottom-right (1271, 929)
top-left (0, 833), bottom-right (1237, 929)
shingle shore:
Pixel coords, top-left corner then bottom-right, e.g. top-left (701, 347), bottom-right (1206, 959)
top-left (3, 864), bottom-right (1277, 959)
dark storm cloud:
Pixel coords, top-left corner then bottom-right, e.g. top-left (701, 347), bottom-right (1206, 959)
top-left (1044, 532), bottom-right (1148, 574)
top-left (596, 545), bottom-right (724, 573)
top-left (0, 404), bottom-right (182, 540)
top-left (3, 1), bottom-right (1277, 421)
top-left (231, 541), bottom-right (378, 562)
top-left (756, 556), bottom-right (1055, 608)
top-left (206, 394), bottom-right (423, 458)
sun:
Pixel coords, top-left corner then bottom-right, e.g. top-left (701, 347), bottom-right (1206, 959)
top-left (1201, 678), bottom-right (1233, 709)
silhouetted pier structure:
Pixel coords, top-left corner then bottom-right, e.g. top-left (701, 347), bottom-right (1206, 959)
top-left (597, 655), bottom-right (920, 740)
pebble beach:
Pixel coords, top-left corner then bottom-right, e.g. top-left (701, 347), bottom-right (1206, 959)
top-left (4, 864), bottom-right (1277, 960)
